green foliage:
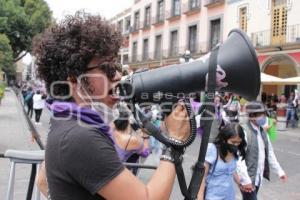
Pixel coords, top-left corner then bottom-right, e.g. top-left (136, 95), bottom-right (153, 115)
top-left (0, 82), bottom-right (6, 98)
top-left (0, 0), bottom-right (52, 61)
top-left (0, 33), bottom-right (14, 77)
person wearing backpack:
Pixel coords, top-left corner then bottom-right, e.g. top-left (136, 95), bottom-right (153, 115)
top-left (197, 123), bottom-right (247, 200)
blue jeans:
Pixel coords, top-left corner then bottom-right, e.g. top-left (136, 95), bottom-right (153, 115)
top-left (286, 108), bottom-right (297, 128)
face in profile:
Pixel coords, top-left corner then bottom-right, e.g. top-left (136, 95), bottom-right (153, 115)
top-left (78, 57), bottom-right (122, 108)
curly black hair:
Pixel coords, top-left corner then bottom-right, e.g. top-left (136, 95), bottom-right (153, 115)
top-left (214, 123), bottom-right (247, 162)
top-left (33, 11), bottom-right (122, 100)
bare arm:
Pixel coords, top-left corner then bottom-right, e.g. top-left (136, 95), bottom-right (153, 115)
top-left (37, 161), bottom-right (48, 197)
top-left (197, 162), bottom-right (209, 200)
top-left (233, 171), bottom-right (241, 185)
top-left (99, 103), bottom-right (190, 200)
top-left (99, 161), bottom-right (176, 200)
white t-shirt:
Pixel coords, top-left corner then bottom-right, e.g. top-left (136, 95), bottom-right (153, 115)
top-left (33, 94), bottom-right (45, 109)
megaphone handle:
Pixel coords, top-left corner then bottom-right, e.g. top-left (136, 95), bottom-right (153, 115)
top-left (137, 99), bottom-right (197, 148)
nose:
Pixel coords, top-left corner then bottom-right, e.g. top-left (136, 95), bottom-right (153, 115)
top-left (113, 70), bottom-right (122, 82)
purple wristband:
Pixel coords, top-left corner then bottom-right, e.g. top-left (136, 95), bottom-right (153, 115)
top-left (139, 148), bottom-right (151, 158)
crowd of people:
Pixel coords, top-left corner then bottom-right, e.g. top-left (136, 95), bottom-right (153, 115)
top-left (22, 11), bottom-right (296, 200)
top-left (262, 92), bottom-right (299, 128)
top-left (21, 85), bottom-right (47, 125)
top-left (189, 93), bottom-right (288, 200)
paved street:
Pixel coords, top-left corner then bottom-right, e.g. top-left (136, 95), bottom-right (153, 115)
top-left (0, 88), bottom-right (46, 200)
top-left (0, 88), bottom-right (300, 200)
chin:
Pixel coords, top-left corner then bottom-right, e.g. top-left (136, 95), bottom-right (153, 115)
top-left (106, 99), bottom-right (119, 109)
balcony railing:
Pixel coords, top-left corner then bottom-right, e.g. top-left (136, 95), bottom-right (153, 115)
top-left (183, 1), bottom-right (201, 15)
top-left (152, 14), bottom-right (165, 25)
top-left (204, 0), bottom-right (225, 8)
top-left (123, 28), bottom-right (131, 35)
top-left (252, 24), bottom-right (300, 48)
top-left (251, 30), bottom-right (271, 48)
top-left (286, 24), bottom-right (300, 44)
top-left (129, 42), bottom-right (210, 64)
top-left (165, 9), bottom-right (181, 21)
top-left (130, 22), bottom-right (141, 33)
top-left (142, 19), bottom-right (152, 30)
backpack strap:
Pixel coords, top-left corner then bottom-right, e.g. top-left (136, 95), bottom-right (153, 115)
top-left (124, 131), bottom-right (133, 151)
top-left (210, 145), bottom-right (219, 175)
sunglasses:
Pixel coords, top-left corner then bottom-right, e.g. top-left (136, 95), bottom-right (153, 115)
top-left (86, 61), bottom-right (122, 80)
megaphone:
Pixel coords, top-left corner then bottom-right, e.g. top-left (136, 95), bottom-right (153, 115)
top-left (119, 29), bottom-right (261, 200)
top-left (120, 29), bottom-right (261, 103)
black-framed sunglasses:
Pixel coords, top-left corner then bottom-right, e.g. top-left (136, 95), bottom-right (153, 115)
top-left (86, 61), bottom-right (122, 80)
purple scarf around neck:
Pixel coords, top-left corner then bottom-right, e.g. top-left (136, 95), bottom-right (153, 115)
top-left (46, 99), bottom-right (114, 143)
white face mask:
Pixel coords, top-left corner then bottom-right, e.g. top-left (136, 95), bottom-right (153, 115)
top-left (91, 102), bottom-right (119, 125)
top-left (76, 81), bottom-right (119, 125)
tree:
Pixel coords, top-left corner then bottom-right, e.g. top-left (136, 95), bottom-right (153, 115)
top-left (0, 34), bottom-right (15, 79)
top-left (0, 0), bottom-right (52, 62)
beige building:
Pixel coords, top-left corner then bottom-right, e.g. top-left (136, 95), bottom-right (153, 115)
top-left (111, 0), bottom-right (225, 69)
top-left (112, 0), bottom-right (300, 97)
top-left (110, 8), bottom-right (132, 66)
top-left (226, 0), bottom-right (300, 97)
top-left (16, 60), bottom-right (26, 83)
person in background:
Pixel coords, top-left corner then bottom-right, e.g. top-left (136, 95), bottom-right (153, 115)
top-left (197, 123), bottom-right (247, 200)
top-left (223, 94), bottom-right (241, 122)
top-left (238, 101), bottom-right (287, 200)
top-left (286, 92), bottom-right (297, 128)
top-left (261, 92), bottom-right (267, 105)
top-left (112, 104), bottom-right (150, 163)
top-left (21, 84), bottom-right (28, 101)
top-left (263, 106), bottom-right (278, 142)
top-left (33, 90), bottom-right (46, 125)
top-left (24, 87), bottom-right (34, 118)
top-left (239, 97), bottom-right (248, 113)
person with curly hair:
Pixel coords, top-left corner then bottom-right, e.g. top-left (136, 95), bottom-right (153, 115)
top-left (34, 11), bottom-right (190, 200)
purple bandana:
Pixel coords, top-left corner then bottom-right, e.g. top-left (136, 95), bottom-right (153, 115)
top-left (46, 99), bottom-right (114, 143)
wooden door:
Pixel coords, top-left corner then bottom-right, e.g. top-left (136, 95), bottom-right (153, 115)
top-left (271, 0), bottom-right (287, 45)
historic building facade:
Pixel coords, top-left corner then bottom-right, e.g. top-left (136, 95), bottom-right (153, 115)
top-left (111, 0), bottom-right (300, 95)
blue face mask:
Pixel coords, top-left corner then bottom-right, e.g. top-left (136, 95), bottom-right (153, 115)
top-left (256, 116), bottom-right (267, 126)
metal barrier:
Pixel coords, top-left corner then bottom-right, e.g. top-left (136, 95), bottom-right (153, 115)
top-left (4, 150), bottom-right (45, 200)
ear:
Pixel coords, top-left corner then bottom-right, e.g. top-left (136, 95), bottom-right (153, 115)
top-left (67, 76), bottom-right (78, 92)
top-left (68, 75), bottom-right (77, 83)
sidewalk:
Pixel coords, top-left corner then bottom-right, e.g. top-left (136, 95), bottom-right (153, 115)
top-left (278, 127), bottom-right (300, 138)
top-left (0, 88), bottom-right (43, 199)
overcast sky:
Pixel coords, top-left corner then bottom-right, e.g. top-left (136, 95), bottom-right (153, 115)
top-left (45, 0), bottom-right (133, 20)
